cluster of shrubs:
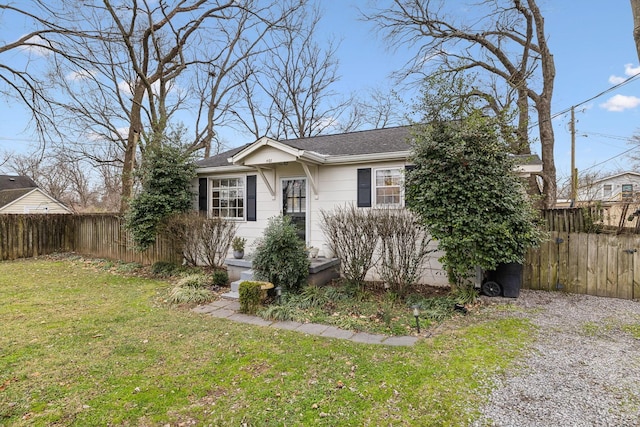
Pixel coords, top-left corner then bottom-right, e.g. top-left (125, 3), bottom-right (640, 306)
top-left (153, 260), bottom-right (229, 305)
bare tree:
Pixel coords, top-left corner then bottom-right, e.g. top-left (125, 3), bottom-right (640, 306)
top-left (4, 0), bottom-right (307, 213)
top-left (0, 2), bottom-right (80, 145)
top-left (365, 0), bottom-right (557, 207)
top-left (6, 149), bottom-right (101, 211)
top-left (632, 0), bottom-right (640, 62)
top-left (239, 5), bottom-right (353, 140)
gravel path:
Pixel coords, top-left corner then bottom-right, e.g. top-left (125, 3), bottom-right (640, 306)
top-left (472, 290), bottom-right (640, 427)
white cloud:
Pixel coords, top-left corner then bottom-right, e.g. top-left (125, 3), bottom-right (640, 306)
top-left (609, 75), bottom-right (626, 84)
top-left (600, 94), bottom-right (640, 112)
top-left (624, 63), bottom-right (640, 76)
top-left (18, 35), bottom-right (52, 57)
top-left (608, 63), bottom-right (640, 85)
top-left (66, 69), bottom-right (96, 81)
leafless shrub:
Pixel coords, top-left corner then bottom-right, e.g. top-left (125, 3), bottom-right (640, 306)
top-left (320, 204), bottom-right (379, 287)
top-left (375, 208), bottom-right (435, 295)
top-left (166, 213), bottom-right (237, 268)
top-left (200, 216), bottom-right (237, 268)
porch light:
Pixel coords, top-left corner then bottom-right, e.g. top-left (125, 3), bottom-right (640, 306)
top-left (412, 305), bottom-right (421, 334)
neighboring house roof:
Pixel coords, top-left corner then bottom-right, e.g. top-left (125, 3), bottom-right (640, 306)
top-left (0, 175), bottom-right (37, 190)
top-left (0, 188), bottom-right (34, 207)
top-left (588, 171), bottom-right (640, 184)
top-left (0, 175), bottom-right (71, 213)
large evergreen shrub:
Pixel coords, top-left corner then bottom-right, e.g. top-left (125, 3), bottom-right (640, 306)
top-left (405, 111), bottom-right (543, 286)
top-left (125, 135), bottom-right (196, 251)
top-left (251, 216), bottom-right (309, 293)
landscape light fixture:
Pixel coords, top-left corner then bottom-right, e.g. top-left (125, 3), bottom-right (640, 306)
top-left (275, 286), bottom-right (282, 304)
top-left (412, 305), bottom-right (420, 334)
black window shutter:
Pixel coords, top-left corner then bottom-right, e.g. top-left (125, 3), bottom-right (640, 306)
top-left (247, 175), bottom-right (257, 221)
top-left (198, 178), bottom-right (208, 213)
top-left (404, 165), bottom-right (416, 207)
top-left (357, 168), bottom-right (371, 207)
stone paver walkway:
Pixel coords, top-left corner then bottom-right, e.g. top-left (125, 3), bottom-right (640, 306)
top-left (192, 299), bottom-right (419, 347)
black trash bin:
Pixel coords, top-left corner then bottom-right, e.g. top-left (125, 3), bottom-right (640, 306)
top-left (494, 262), bottom-right (523, 298)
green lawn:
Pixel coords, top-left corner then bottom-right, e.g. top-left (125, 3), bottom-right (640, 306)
top-left (0, 257), bottom-right (533, 426)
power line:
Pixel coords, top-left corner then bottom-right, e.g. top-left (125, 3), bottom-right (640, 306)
top-left (581, 145), bottom-right (640, 173)
top-left (530, 72), bottom-right (640, 130)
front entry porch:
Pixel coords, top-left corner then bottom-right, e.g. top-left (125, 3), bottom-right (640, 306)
top-left (222, 256), bottom-right (341, 299)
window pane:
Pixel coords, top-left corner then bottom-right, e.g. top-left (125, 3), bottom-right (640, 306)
top-left (210, 177), bottom-right (245, 219)
top-left (375, 168), bottom-right (402, 206)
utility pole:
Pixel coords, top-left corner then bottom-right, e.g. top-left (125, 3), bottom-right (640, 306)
top-left (570, 106), bottom-right (577, 204)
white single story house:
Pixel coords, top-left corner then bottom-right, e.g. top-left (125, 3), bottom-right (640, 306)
top-left (577, 171), bottom-right (640, 203)
top-left (0, 175), bottom-right (71, 214)
top-left (193, 125), bottom-right (542, 286)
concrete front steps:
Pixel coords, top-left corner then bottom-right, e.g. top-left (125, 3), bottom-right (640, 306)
top-left (221, 269), bottom-right (254, 300)
top-left (221, 257), bottom-right (341, 300)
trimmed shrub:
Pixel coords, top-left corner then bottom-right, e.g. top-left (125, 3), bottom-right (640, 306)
top-left (251, 216), bottom-right (309, 293)
top-left (239, 281), bottom-right (263, 315)
top-left (212, 269), bottom-right (229, 287)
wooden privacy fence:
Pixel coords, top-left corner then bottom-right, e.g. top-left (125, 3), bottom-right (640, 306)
top-left (0, 214), bottom-right (181, 265)
top-left (524, 231), bottom-right (640, 300)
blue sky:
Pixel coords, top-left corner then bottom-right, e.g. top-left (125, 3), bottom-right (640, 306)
top-left (1, 1), bottom-right (639, 186)
top-left (315, 1), bottom-right (640, 185)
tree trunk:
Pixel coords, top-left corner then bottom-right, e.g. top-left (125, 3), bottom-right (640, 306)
top-left (632, 0), bottom-right (640, 62)
top-left (119, 82), bottom-right (146, 214)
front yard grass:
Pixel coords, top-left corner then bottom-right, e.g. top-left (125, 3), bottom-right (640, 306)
top-left (0, 257), bottom-right (533, 426)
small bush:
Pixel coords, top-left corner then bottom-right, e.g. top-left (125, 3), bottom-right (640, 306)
top-left (251, 216), bottom-right (309, 293)
top-left (376, 208), bottom-right (436, 295)
top-left (320, 205), bottom-right (379, 288)
top-left (260, 304), bottom-right (297, 321)
top-left (151, 261), bottom-right (180, 276)
top-left (168, 286), bottom-right (214, 304)
top-left (165, 213), bottom-right (238, 268)
top-left (176, 274), bottom-right (210, 289)
top-left (212, 269), bottom-right (229, 287)
top-left (239, 281), bottom-right (263, 315)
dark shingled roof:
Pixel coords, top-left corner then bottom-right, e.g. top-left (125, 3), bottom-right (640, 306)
top-left (195, 144), bottom-right (253, 168)
top-left (0, 188), bottom-right (33, 208)
top-left (195, 126), bottom-right (414, 168)
top-left (0, 175), bottom-right (37, 191)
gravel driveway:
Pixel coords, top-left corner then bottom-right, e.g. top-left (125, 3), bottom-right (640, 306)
top-left (472, 290), bottom-right (640, 426)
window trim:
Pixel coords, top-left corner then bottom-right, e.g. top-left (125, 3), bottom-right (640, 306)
top-left (373, 167), bottom-right (404, 207)
top-left (209, 175), bottom-right (246, 220)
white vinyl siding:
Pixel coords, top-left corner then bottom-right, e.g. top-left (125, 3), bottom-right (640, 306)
top-left (0, 189), bottom-right (70, 214)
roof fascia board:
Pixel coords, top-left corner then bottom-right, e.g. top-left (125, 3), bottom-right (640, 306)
top-left (323, 151), bottom-right (412, 164)
top-left (196, 165), bottom-right (255, 174)
top-left (231, 137), bottom-right (302, 164)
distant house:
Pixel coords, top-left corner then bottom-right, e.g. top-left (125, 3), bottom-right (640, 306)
top-left (0, 175), bottom-right (71, 214)
top-left (577, 171), bottom-right (640, 203)
top-left (193, 125), bottom-right (542, 285)
top-left (576, 171), bottom-right (640, 227)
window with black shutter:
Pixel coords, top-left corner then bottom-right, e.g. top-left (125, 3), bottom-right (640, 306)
top-left (247, 175), bottom-right (257, 221)
top-left (357, 168), bottom-right (371, 207)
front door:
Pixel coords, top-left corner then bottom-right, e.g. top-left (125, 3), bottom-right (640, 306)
top-left (282, 178), bottom-right (306, 241)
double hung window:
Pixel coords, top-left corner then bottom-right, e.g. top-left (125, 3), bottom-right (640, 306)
top-left (211, 177), bottom-right (244, 219)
